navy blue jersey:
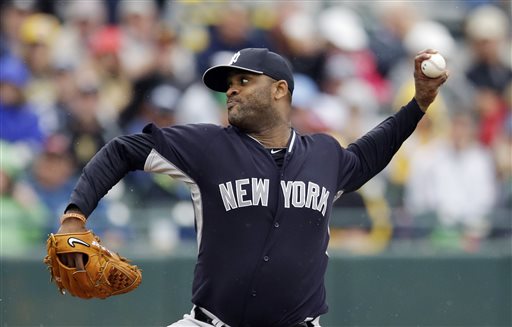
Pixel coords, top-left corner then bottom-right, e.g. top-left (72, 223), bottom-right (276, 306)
top-left (68, 99), bottom-right (424, 326)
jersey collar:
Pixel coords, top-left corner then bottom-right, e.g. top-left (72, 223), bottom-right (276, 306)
top-left (244, 129), bottom-right (297, 153)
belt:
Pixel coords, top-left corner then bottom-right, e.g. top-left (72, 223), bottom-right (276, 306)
top-left (292, 321), bottom-right (316, 327)
top-left (193, 307), bottom-right (316, 327)
top-left (194, 307), bottom-right (227, 327)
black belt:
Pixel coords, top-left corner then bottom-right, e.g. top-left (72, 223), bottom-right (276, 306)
top-left (193, 307), bottom-right (316, 327)
top-left (194, 307), bottom-right (227, 326)
top-left (292, 321), bottom-right (316, 327)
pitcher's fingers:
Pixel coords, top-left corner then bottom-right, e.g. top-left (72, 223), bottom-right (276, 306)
top-left (415, 52), bottom-right (432, 64)
top-left (418, 48), bottom-right (438, 55)
top-left (59, 254), bottom-right (70, 267)
top-left (69, 254), bottom-right (76, 268)
top-left (75, 253), bottom-right (85, 270)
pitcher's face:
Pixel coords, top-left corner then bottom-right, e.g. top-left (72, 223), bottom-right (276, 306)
top-left (225, 72), bottom-right (282, 133)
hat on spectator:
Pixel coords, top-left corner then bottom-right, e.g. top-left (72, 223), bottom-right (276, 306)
top-left (12, 0), bottom-right (36, 11)
top-left (202, 48), bottom-right (294, 94)
top-left (20, 13), bottom-right (60, 45)
top-left (318, 7), bottom-right (368, 52)
top-left (148, 84), bottom-right (181, 113)
top-left (465, 5), bottom-right (509, 41)
top-left (64, 0), bottom-right (106, 22)
top-left (403, 20), bottom-right (455, 59)
top-left (90, 26), bottom-right (121, 55)
top-left (0, 55), bottom-right (29, 88)
top-left (119, 0), bottom-right (156, 18)
top-left (281, 11), bottom-right (316, 44)
top-left (291, 73), bottom-right (319, 109)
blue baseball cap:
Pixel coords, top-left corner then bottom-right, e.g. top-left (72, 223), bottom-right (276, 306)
top-left (0, 55), bottom-right (29, 88)
top-left (202, 48), bottom-right (294, 94)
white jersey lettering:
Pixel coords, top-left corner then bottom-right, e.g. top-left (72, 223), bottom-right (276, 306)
top-left (305, 182), bottom-right (320, 210)
top-left (235, 179), bottom-right (252, 208)
top-left (281, 181), bottom-right (293, 208)
top-left (291, 181), bottom-right (306, 208)
top-left (219, 182), bottom-right (238, 211)
top-left (252, 178), bottom-right (269, 207)
top-left (220, 178), bottom-right (329, 215)
top-left (318, 187), bottom-right (330, 216)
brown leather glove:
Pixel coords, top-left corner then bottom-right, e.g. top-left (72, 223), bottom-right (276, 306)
top-left (44, 213), bottom-right (142, 299)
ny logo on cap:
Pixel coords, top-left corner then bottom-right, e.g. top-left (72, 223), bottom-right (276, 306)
top-left (229, 51), bottom-right (241, 65)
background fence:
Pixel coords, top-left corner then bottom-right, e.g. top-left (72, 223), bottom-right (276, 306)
top-left (2, 251), bottom-right (510, 327)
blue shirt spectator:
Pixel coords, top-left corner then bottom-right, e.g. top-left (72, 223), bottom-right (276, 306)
top-left (0, 55), bottom-right (44, 148)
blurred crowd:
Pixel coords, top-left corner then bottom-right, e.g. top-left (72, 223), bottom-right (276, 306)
top-left (1, 0), bottom-right (510, 256)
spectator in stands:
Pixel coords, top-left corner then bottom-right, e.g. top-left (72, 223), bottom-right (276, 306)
top-left (124, 83), bottom-right (182, 134)
top-left (490, 83), bottom-right (512, 238)
top-left (52, 0), bottom-right (107, 69)
top-left (43, 60), bottom-right (78, 135)
top-left (0, 54), bottom-right (45, 151)
top-left (270, 5), bottom-right (326, 83)
top-left (405, 110), bottom-right (497, 251)
top-left (123, 84), bottom-right (191, 204)
top-left (18, 13), bottom-right (60, 108)
top-left (290, 73), bottom-right (328, 134)
top-left (195, 3), bottom-right (272, 75)
top-left (62, 71), bottom-right (119, 170)
top-left (464, 5), bottom-right (511, 95)
top-left (0, 0), bottom-right (35, 58)
top-left (118, 22), bottom-right (195, 130)
top-left (176, 51), bottom-right (231, 125)
top-left (464, 5), bottom-right (511, 147)
top-left (116, 0), bottom-right (159, 80)
top-left (84, 25), bottom-right (132, 121)
top-left (368, 2), bottom-right (416, 78)
top-left (318, 6), bottom-right (390, 106)
top-left (150, 23), bottom-right (197, 89)
top-left (0, 140), bottom-right (47, 256)
top-left (329, 191), bottom-right (385, 254)
top-left (25, 134), bottom-right (78, 234)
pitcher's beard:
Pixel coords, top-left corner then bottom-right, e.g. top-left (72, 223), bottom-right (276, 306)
top-left (228, 110), bottom-right (259, 133)
top-left (227, 89), bottom-right (278, 132)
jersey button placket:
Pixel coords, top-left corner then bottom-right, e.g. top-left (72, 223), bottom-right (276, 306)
top-left (274, 222), bottom-right (279, 228)
top-left (263, 255), bottom-right (270, 262)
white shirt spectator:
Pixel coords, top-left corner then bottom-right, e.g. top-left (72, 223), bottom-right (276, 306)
top-left (405, 113), bottom-right (497, 237)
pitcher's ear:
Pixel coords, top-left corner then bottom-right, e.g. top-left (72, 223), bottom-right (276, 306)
top-left (273, 80), bottom-right (289, 101)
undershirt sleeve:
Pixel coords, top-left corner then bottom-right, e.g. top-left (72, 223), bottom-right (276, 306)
top-left (341, 98), bottom-right (425, 192)
top-left (66, 133), bottom-right (154, 217)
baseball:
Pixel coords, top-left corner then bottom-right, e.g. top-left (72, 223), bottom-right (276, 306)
top-left (421, 53), bottom-right (446, 78)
